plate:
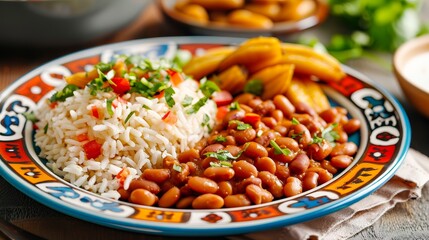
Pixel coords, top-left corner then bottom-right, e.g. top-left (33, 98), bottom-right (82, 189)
top-left (158, 0), bottom-right (328, 37)
top-left (0, 36), bottom-right (410, 236)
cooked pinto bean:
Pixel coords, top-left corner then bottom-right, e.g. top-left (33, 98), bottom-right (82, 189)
top-left (258, 171), bottom-right (284, 198)
top-left (273, 94), bottom-right (295, 117)
top-left (302, 172), bottom-right (319, 191)
top-left (128, 178), bottom-right (161, 194)
top-left (158, 187), bottom-right (180, 208)
top-left (233, 160), bottom-right (258, 179)
top-left (271, 109), bottom-right (284, 122)
top-left (118, 188), bottom-right (130, 201)
top-left (275, 137), bottom-right (300, 152)
top-left (204, 166), bottom-right (235, 181)
top-left (235, 93), bottom-right (255, 104)
top-left (289, 153), bottom-right (310, 174)
top-left (262, 117), bottom-right (277, 128)
top-left (321, 160), bottom-right (337, 174)
top-left (320, 108), bottom-right (339, 123)
top-left (216, 181), bottom-right (233, 198)
top-left (255, 130), bottom-right (279, 147)
top-left (231, 128), bottom-right (256, 144)
top-left (201, 143), bottom-right (225, 157)
top-left (306, 140), bottom-right (333, 161)
top-left (330, 142), bottom-right (358, 157)
top-left (224, 194), bottom-right (252, 208)
top-left (343, 119), bottom-right (361, 134)
top-left (178, 148), bottom-right (200, 163)
top-left (307, 167), bottom-right (333, 184)
top-left (287, 123), bottom-right (312, 148)
top-left (295, 102), bottom-right (316, 116)
top-left (129, 189), bottom-right (158, 206)
top-left (275, 164), bottom-right (290, 182)
top-left (224, 145), bottom-right (242, 156)
top-left (283, 177), bottom-right (302, 197)
top-left (142, 169), bottom-right (170, 184)
top-left (331, 155), bottom-right (353, 169)
top-left (243, 142), bottom-right (268, 158)
top-left (192, 193), bottom-right (224, 209)
top-left (236, 177), bottom-right (262, 193)
top-left (255, 156), bottom-right (276, 174)
top-left (176, 196), bottom-right (195, 209)
top-left (188, 176), bottom-right (219, 194)
top-left (245, 184), bottom-right (274, 204)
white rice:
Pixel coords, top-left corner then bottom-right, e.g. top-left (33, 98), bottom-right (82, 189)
top-left (34, 79), bottom-right (216, 198)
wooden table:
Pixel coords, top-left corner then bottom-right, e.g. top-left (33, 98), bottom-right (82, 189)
top-left (1, 3), bottom-right (429, 240)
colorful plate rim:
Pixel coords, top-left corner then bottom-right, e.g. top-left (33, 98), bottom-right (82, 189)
top-left (0, 36), bottom-right (410, 236)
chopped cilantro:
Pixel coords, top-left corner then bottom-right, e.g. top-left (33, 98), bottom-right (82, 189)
top-left (23, 112), bottom-right (38, 123)
top-left (199, 78), bottom-right (220, 97)
top-left (291, 118), bottom-right (300, 125)
top-left (173, 164), bottom-right (182, 173)
top-left (229, 101), bottom-right (240, 111)
top-left (210, 161), bottom-right (233, 168)
top-left (215, 135), bottom-right (227, 142)
top-left (270, 140), bottom-right (291, 156)
top-left (49, 84), bottom-right (79, 102)
top-left (204, 149), bottom-right (238, 161)
top-left (244, 79), bottom-right (264, 96)
top-left (94, 62), bottom-right (113, 72)
top-left (164, 87), bottom-right (176, 108)
top-left (321, 123), bottom-right (340, 143)
top-left (182, 95), bottom-right (193, 107)
top-left (229, 120), bottom-right (251, 131)
top-left (186, 96), bottom-right (208, 114)
top-left (43, 123), bottom-right (48, 134)
top-left (124, 111), bottom-right (136, 124)
top-left (106, 97), bottom-right (115, 116)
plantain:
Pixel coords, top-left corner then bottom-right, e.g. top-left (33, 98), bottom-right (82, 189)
top-left (65, 68), bottom-right (98, 88)
top-left (249, 64), bottom-right (294, 99)
top-left (212, 65), bottom-right (248, 95)
top-left (182, 47), bottom-right (236, 80)
top-left (285, 77), bottom-right (330, 113)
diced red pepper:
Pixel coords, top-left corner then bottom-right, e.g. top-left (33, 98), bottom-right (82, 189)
top-left (216, 106), bottom-right (229, 121)
top-left (242, 113), bottom-right (261, 125)
top-left (166, 69), bottom-right (184, 86)
top-left (162, 111), bottom-right (177, 124)
top-left (116, 167), bottom-right (130, 186)
top-left (76, 133), bottom-right (88, 142)
top-left (83, 140), bottom-right (102, 159)
top-left (91, 106), bottom-right (100, 119)
top-left (212, 90), bottom-right (233, 107)
top-left (154, 90), bottom-right (165, 99)
top-left (110, 77), bottom-right (130, 95)
top-left (49, 102), bottom-right (58, 109)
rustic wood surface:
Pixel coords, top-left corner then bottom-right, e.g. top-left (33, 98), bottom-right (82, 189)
top-left (1, 2), bottom-right (429, 240)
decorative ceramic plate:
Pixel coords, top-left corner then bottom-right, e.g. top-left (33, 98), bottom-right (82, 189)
top-left (158, 0), bottom-right (328, 37)
top-left (0, 37), bottom-right (410, 236)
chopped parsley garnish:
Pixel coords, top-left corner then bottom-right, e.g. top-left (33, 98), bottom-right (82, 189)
top-left (215, 135), bottom-right (227, 142)
top-left (244, 79), bottom-right (264, 96)
top-left (164, 87), bottom-right (175, 108)
top-left (186, 96), bottom-right (208, 114)
top-left (182, 95), bottom-right (193, 107)
top-left (210, 161), bottom-right (233, 168)
top-left (229, 120), bottom-right (252, 131)
top-left (106, 97), bottom-right (115, 116)
top-left (201, 114), bottom-right (211, 132)
top-left (49, 84), bottom-right (79, 102)
top-left (291, 117), bottom-right (300, 125)
top-left (321, 123), bottom-right (340, 143)
top-left (94, 62), bottom-right (113, 72)
top-left (229, 101), bottom-right (240, 111)
top-left (43, 123), bottom-right (49, 134)
top-left (173, 163), bottom-right (182, 173)
top-left (312, 135), bottom-right (324, 144)
top-left (204, 149), bottom-right (239, 161)
top-left (124, 111), bottom-right (136, 124)
top-left (199, 78), bottom-right (220, 97)
top-left (270, 140), bottom-right (291, 156)
top-left (23, 112), bottom-right (38, 123)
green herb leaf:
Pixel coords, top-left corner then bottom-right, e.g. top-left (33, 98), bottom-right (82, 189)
top-left (244, 79), bottom-right (264, 96)
top-left (106, 97), bottom-right (115, 116)
top-left (204, 149), bottom-right (238, 161)
top-left (228, 101), bottom-right (240, 111)
top-left (215, 135), bottom-right (227, 142)
top-left (22, 112), bottom-right (38, 123)
top-left (124, 111), bottom-right (136, 124)
top-left (186, 96), bottom-right (208, 114)
top-left (164, 87), bottom-right (176, 108)
top-left (210, 161), bottom-right (233, 168)
top-left (229, 120), bottom-right (251, 131)
top-left (321, 123), bottom-right (340, 143)
top-left (182, 95), bottom-right (193, 107)
top-left (291, 118), bottom-right (300, 125)
top-left (43, 123), bottom-right (49, 134)
top-left (199, 78), bottom-right (220, 97)
top-left (173, 164), bottom-right (182, 173)
top-left (269, 140), bottom-right (291, 156)
top-left (142, 105), bottom-right (151, 110)
top-left (49, 84), bottom-right (79, 102)
top-left (94, 62), bottom-right (113, 72)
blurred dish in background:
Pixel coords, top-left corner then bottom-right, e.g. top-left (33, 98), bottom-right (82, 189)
top-left (158, 0), bottom-right (328, 37)
top-left (0, 0), bottom-right (149, 47)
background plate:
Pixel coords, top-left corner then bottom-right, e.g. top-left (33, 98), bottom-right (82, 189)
top-left (0, 36), bottom-right (410, 236)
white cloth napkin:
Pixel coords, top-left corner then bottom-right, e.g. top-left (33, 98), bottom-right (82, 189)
top-left (231, 148), bottom-right (429, 240)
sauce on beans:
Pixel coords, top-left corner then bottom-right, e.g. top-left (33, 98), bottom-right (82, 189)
top-left (121, 93), bottom-right (360, 209)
